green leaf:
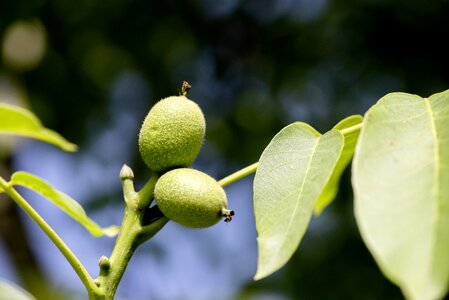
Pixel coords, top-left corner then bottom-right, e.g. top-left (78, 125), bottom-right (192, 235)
top-left (10, 171), bottom-right (119, 237)
top-left (352, 90), bottom-right (449, 300)
top-left (253, 122), bottom-right (344, 280)
top-left (314, 115), bottom-right (363, 214)
top-left (0, 103), bottom-right (77, 152)
top-left (0, 279), bottom-right (36, 300)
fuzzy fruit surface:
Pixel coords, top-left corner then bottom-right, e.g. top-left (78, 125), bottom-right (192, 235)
top-left (139, 96), bottom-right (205, 173)
top-left (155, 168), bottom-right (228, 228)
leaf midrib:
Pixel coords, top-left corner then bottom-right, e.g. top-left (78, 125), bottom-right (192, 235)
top-left (425, 98), bottom-right (441, 277)
top-left (269, 135), bottom-right (320, 266)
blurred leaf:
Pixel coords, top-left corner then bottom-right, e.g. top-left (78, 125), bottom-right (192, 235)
top-left (352, 90), bottom-right (449, 300)
top-left (314, 115), bottom-right (363, 214)
top-left (0, 103), bottom-right (77, 152)
top-left (0, 279), bottom-right (36, 300)
top-left (10, 171), bottom-right (119, 237)
top-left (253, 122), bottom-right (344, 280)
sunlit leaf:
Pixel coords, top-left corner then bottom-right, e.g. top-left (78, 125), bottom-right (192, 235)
top-left (352, 90), bottom-right (449, 300)
top-left (314, 115), bottom-right (363, 214)
top-left (254, 122), bottom-right (344, 280)
top-left (0, 103), bottom-right (77, 152)
top-left (10, 171), bottom-right (118, 237)
top-left (0, 279), bottom-right (36, 300)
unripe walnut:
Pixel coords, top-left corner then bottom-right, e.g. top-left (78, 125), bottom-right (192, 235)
top-left (138, 96), bottom-right (205, 173)
top-left (154, 168), bottom-right (234, 228)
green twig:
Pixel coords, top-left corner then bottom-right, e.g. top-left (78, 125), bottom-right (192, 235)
top-left (218, 162), bottom-right (259, 187)
top-left (95, 205), bottom-right (140, 299)
top-left (216, 123), bottom-right (362, 188)
top-left (94, 166), bottom-right (167, 299)
top-left (0, 176), bottom-right (101, 298)
top-left (340, 123), bottom-right (363, 136)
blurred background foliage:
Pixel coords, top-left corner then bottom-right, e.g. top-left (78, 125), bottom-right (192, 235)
top-left (1, 0), bottom-right (449, 299)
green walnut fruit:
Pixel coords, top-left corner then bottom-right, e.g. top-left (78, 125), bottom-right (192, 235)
top-left (154, 168), bottom-right (234, 228)
top-left (139, 95), bottom-right (205, 173)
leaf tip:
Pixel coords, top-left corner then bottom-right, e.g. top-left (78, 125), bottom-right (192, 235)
top-left (253, 270), bottom-right (266, 281)
top-left (313, 205), bottom-right (324, 216)
top-left (253, 263), bottom-right (282, 280)
top-left (61, 142), bottom-right (78, 152)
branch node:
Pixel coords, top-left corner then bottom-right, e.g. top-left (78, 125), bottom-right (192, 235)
top-left (99, 256), bottom-right (111, 271)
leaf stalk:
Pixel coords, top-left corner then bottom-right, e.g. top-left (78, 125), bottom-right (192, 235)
top-left (0, 176), bottom-right (101, 298)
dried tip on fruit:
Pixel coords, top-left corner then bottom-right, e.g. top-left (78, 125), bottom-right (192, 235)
top-left (120, 164), bottom-right (134, 181)
top-left (181, 81), bottom-right (191, 96)
top-left (222, 209), bottom-right (235, 223)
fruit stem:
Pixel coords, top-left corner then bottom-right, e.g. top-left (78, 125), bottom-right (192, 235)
top-left (137, 216), bottom-right (169, 245)
top-left (136, 173), bottom-right (160, 209)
